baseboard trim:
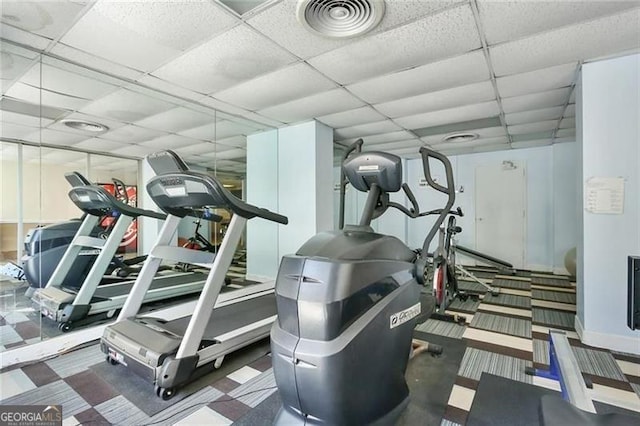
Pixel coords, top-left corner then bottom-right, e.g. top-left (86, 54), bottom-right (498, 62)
top-left (553, 266), bottom-right (571, 276)
top-left (246, 273), bottom-right (274, 282)
top-left (575, 315), bottom-right (640, 355)
top-left (526, 264), bottom-right (553, 273)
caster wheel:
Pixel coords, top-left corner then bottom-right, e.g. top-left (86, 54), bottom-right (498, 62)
top-left (160, 387), bottom-right (176, 401)
top-left (59, 322), bottom-right (72, 332)
top-left (154, 385), bottom-right (161, 397)
top-left (106, 356), bottom-right (118, 366)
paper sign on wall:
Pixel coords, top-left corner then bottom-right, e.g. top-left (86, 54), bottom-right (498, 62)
top-left (585, 177), bottom-right (625, 214)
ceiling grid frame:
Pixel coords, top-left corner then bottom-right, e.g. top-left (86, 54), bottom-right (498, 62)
top-left (469, 0), bottom-right (512, 148)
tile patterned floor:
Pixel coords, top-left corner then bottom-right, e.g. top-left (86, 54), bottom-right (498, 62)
top-left (429, 270), bottom-right (640, 425)
top-left (1, 269), bottom-right (639, 426)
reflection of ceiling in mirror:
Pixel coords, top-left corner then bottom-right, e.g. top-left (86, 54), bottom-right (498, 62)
top-left (0, 45), bottom-right (269, 177)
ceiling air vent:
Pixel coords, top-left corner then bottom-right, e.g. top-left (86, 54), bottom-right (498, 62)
top-left (442, 132), bottom-right (479, 144)
top-left (61, 119), bottom-right (109, 133)
top-left (297, 0), bottom-right (386, 39)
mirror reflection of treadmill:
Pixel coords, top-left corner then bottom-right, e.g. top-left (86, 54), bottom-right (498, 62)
top-left (101, 150), bottom-right (288, 399)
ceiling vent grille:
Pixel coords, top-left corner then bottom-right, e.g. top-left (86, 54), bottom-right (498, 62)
top-left (442, 132), bottom-right (479, 144)
top-left (297, 0), bottom-right (385, 39)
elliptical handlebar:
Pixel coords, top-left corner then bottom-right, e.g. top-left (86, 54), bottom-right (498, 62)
top-left (338, 139), bottom-right (364, 230)
top-left (418, 146), bottom-right (456, 260)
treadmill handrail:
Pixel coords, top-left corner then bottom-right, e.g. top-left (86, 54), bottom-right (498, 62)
top-left (68, 186), bottom-right (166, 220)
top-left (65, 171), bottom-right (92, 187)
top-left (149, 170), bottom-right (289, 225)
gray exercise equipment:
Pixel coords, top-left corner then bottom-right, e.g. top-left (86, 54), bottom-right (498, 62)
top-left (100, 149), bottom-right (287, 400)
top-left (271, 140), bottom-right (438, 425)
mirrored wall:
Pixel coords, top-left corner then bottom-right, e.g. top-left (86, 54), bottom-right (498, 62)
top-left (1, 42), bottom-right (271, 351)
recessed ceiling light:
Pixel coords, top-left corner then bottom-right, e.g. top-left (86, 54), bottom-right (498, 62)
top-left (297, 0), bottom-right (386, 39)
top-left (442, 132), bottom-right (479, 144)
top-left (61, 119), bottom-right (109, 133)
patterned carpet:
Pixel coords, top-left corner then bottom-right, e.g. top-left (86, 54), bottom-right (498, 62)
top-left (1, 269), bottom-right (640, 425)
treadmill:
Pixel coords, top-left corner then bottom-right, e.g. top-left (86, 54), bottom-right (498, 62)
top-left (101, 150), bottom-right (288, 400)
top-left (33, 169), bottom-right (214, 332)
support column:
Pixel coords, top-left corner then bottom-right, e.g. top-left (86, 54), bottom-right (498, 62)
top-left (577, 53), bottom-right (639, 353)
top-left (246, 121), bottom-right (333, 281)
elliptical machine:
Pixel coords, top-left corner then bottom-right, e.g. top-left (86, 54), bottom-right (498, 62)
top-left (270, 140), bottom-right (440, 425)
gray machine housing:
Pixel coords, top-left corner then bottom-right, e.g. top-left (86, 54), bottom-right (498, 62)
top-left (271, 146), bottom-right (427, 425)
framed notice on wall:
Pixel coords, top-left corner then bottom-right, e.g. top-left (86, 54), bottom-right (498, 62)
top-left (585, 177), bottom-right (625, 214)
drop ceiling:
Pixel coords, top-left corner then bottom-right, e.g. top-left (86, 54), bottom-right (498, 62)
top-left (1, 0), bottom-right (639, 172)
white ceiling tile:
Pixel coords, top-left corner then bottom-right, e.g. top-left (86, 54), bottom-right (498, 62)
top-left (1, 0), bottom-right (88, 39)
top-left (216, 135), bottom-right (247, 148)
top-left (5, 83), bottom-right (91, 111)
top-left (496, 63), bottom-right (578, 97)
top-left (0, 21), bottom-right (54, 50)
top-left (23, 64), bottom-right (119, 100)
top-left (152, 25), bottom-right (296, 94)
top-left (135, 107), bottom-right (216, 133)
top-left (511, 139), bottom-right (553, 150)
top-left (420, 126), bottom-right (506, 146)
top-left (564, 104), bottom-right (576, 118)
top-left (248, 0), bottom-right (461, 59)
top-left (501, 87), bottom-right (571, 114)
top-left (80, 88), bottom-right (177, 122)
top-left (375, 81), bottom-right (495, 118)
top-left (194, 95), bottom-right (252, 117)
top-left (139, 134), bottom-right (202, 149)
top-left (363, 139), bottom-right (422, 152)
top-left (49, 43), bottom-right (145, 81)
top-left (258, 88), bottom-right (364, 123)
top-left (1, 51), bottom-right (36, 91)
top-left (201, 148), bottom-right (246, 160)
top-left (308, 4), bottom-right (481, 84)
top-left (508, 120), bottom-right (558, 135)
top-left (94, 1), bottom-right (237, 50)
top-left (110, 144), bottom-right (158, 158)
top-left (347, 51), bottom-right (490, 104)
top-left (172, 142), bottom-right (217, 156)
top-left (100, 125), bottom-right (169, 144)
top-left (334, 120), bottom-right (403, 140)
top-left (555, 128), bottom-right (576, 138)
top-left (60, 8), bottom-right (179, 72)
top-left (24, 128), bottom-right (89, 146)
top-left (177, 123), bottom-right (219, 141)
top-left (1, 122), bottom-right (37, 140)
top-left (134, 75), bottom-right (203, 103)
top-left (478, 1), bottom-right (639, 46)
top-left (395, 101), bottom-right (500, 130)
top-left (237, 112), bottom-right (285, 128)
top-left (213, 62), bottom-right (336, 111)
top-left (490, 9), bottom-right (640, 76)
top-left (337, 131), bottom-right (416, 145)
top-left (1, 111), bottom-right (53, 128)
top-left (214, 120), bottom-right (262, 139)
top-left (505, 106), bottom-right (565, 126)
top-left (317, 107), bottom-right (386, 129)
top-left (75, 138), bottom-right (128, 151)
top-left (560, 117), bottom-right (576, 129)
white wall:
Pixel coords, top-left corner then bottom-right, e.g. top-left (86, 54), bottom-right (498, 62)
top-left (577, 54), bottom-right (639, 353)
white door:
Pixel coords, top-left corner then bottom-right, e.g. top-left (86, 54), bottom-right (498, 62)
top-left (475, 162), bottom-right (526, 269)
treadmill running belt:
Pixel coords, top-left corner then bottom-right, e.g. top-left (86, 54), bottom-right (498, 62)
top-left (92, 272), bottom-right (207, 299)
top-left (159, 293), bottom-right (277, 341)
